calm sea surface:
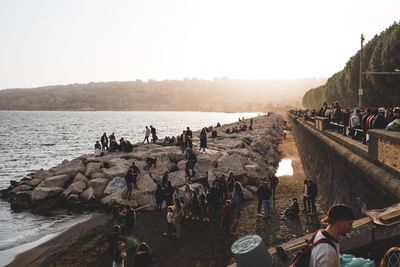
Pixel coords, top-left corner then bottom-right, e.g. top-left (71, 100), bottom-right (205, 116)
top-left (0, 110), bottom-right (257, 253)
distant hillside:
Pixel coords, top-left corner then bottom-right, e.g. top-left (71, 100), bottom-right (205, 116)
top-left (303, 22), bottom-right (400, 109)
top-left (0, 78), bottom-right (325, 112)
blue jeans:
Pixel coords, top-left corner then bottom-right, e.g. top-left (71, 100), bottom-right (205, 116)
top-left (262, 200), bottom-right (270, 218)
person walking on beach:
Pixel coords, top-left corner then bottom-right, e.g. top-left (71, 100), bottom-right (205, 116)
top-left (309, 204), bottom-right (355, 267)
top-left (143, 126), bottom-right (151, 144)
top-left (199, 128), bottom-right (207, 152)
top-left (308, 179), bottom-right (318, 214)
top-left (173, 198), bottom-right (184, 238)
top-left (101, 132), bottom-right (109, 151)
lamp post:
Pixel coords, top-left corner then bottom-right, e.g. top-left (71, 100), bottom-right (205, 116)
top-left (358, 34), bottom-right (364, 108)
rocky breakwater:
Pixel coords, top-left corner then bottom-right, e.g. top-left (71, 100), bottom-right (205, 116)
top-left (0, 115), bottom-right (285, 214)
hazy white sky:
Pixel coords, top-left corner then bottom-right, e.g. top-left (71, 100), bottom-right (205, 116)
top-left (0, 0), bottom-right (399, 89)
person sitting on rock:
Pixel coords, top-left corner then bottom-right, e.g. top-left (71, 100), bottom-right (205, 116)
top-left (94, 141), bottom-right (103, 157)
top-left (249, 124), bottom-right (253, 130)
top-left (185, 149), bottom-right (197, 181)
top-left (225, 128), bottom-right (231, 134)
top-left (280, 198), bottom-right (300, 220)
top-left (211, 130), bottom-right (218, 138)
top-left (216, 122), bottom-right (221, 127)
top-left (145, 157), bottom-right (157, 170)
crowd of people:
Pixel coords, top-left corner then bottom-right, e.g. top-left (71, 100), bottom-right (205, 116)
top-left (294, 102), bottom-right (400, 144)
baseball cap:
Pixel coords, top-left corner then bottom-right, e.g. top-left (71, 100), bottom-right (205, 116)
top-left (323, 204), bottom-right (355, 223)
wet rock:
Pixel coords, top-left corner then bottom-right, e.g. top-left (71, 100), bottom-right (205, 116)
top-left (38, 174), bottom-right (71, 188)
top-left (11, 184), bottom-right (33, 194)
top-left (10, 191), bottom-right (33, 211)
top-left (0, 188), bottom-right (9, 199)
top-left (10, 180), bottom-right (19, 187)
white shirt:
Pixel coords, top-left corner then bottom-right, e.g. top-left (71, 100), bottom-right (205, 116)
top-left (309, 231), bottom-right (340, 267)
top-left (145, 128), bottom-right (151, 137)
top-left (350, 114), bottom-right (360, 128)
top-left (167, 212), bottom-right (173, 223)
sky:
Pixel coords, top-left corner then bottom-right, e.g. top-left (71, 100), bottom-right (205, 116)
top-left (0, 0), bottom-right (399, 89)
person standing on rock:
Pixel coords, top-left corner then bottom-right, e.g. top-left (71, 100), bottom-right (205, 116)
top-left (268, 174), bottom-right (279, 202)
top-left (125, 205), bottom-right (136, 236)
top-left (150, 125), bottom-right (158, 143)
top-left (303, 179), bottom-right (310, 213)
top-left (308, 179), bottom-right (318, 215)
top-left (180, 130), bottom-right (187, 153)
top-left (101, 132), bottom-right (108, 151)
top-left (164, 181), bottom-right (174, 207)
top-left (143, 126), bottom-right (151, 144)
top-left (129, 162), bottom-right (141, 189)
top-left (199, 128), bottom-right (207, 152)
top-left (186, 127), bottom-right (193, 139)
top-left (125, 169), bottom-right (134, 200)
top-left (185, 149), bottom-right (197, 182)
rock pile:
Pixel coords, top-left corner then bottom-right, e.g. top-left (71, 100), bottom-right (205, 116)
top-left (0, 115), bottom-right (285, 213)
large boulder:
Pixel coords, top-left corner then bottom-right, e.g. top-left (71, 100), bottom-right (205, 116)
top-left (91, 172), bottom-right (108, 180)
top-left (217, 154), bottom-right (246, 176)
top-left (147, 160), bottom-right (176, 181)
top-left (84, 162), bottom-right (101, 177)
top-left (38, 174), bottom-right (71, 188)
top-left (244, 163), bottom-right (266, 185)
top-left (62, 181), bottom-right (87, 198)
top-left (168, 170), bottom-right (188, 187)
top-left (137, 173), bottom-right (157, 192)
top-left (51, 159), bottom-right (86, 178)
top-left (87, 178), bottom-right (110, 198)
top-left (133, 193), bottom-right (156, 210)
top-left (168, 151), bottom-right (187, 163)
top-left (72, 173), bottom-right (89, 184)
top-left (101, 158), bottom-right (130, 179)
top-left (10, 191), bottom-right (33, 211)
top-left (20, 178), bottom-right (42, 187)
top-left (11, 184), bottom-right (33, 194)
top-left (103, 177), bottom-right (126, 196)
top-left (228, 149), bottom-right (250, 158)
top-left (32, 169), bottom-right (53, 180)
top-left (32, 187), bottom-right (63, 201)
top-left (194, 153), bottom-right (214, 179)
top-left (81, 187), bottom-right (95, 201)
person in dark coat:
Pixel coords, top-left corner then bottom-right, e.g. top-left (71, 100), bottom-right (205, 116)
top-left (199, 128), bottom-right (207, 152)
top-left (307, 179), bottom-right (318, 214)
top-left (155, 183), bottom-right (164, 210)
top-left (101, 132), bottom-right (108, 151)
top-left (125, 206), bottom-right (136, 236)
top-left (185, 149), bottom-right (197, 181)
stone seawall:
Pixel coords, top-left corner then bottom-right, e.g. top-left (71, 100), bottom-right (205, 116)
top-left (288, 114), bottom-right (400, 213)
top-left (1, 115), bottom-right (285, 214)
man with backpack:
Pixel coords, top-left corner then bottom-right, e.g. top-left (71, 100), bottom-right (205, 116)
top-left (290, 204), bottom-right (355, 267)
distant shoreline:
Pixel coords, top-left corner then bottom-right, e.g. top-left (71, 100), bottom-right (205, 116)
top-left (0, 109), bottom-right (263, 113)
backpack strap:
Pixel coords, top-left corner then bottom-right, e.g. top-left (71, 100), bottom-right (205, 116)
top-left (312, 238), bottom-right (337, 252)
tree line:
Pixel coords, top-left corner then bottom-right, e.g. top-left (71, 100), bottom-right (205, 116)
top-left (302, 22), bottom-right (400, 109)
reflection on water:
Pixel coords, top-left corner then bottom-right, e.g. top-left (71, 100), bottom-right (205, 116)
top-left (275, 158), bottom-right (293, 177)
